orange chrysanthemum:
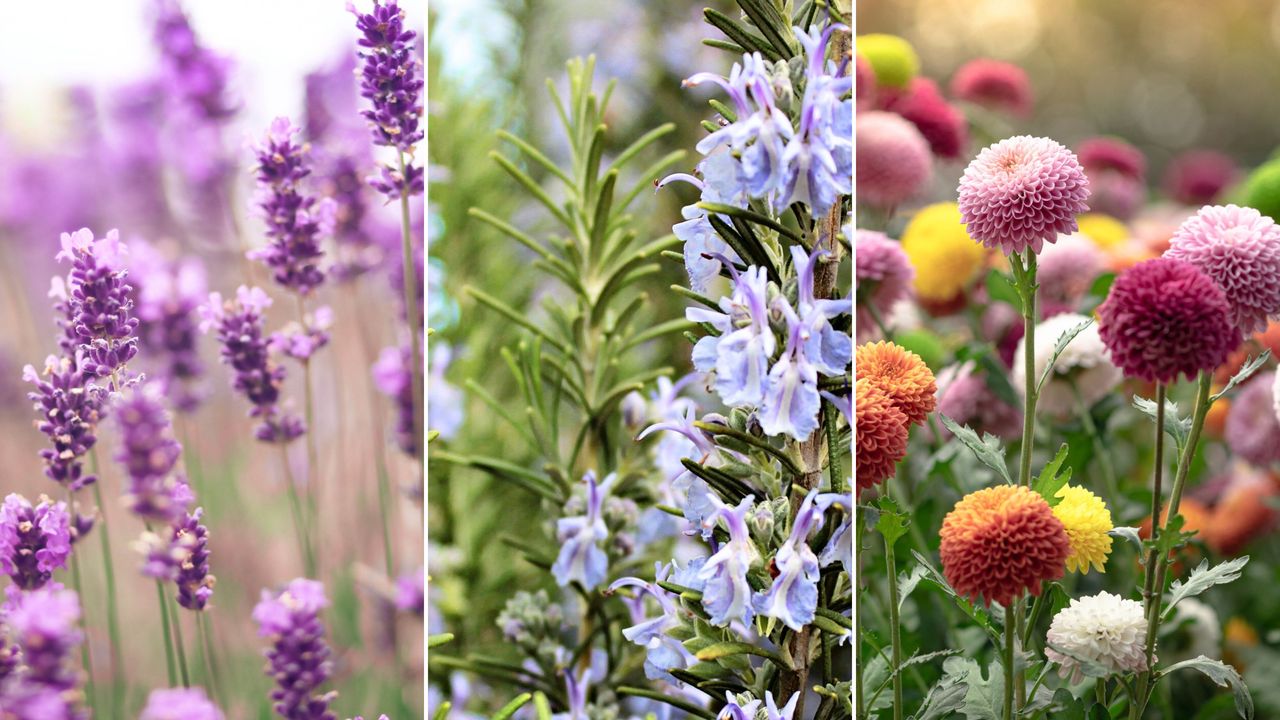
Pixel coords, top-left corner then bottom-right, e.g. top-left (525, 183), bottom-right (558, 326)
top-left (1204, 474), bottom-right (1278, 556)
top-left (856, 380), bottom-right (909, 491)
top-left (939, 485), bottom-right (1070, 607)
top-left (856, 341), bottom-right (937, 427)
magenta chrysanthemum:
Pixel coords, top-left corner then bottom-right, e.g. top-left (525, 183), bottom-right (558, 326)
top-left (855, 229), bottom-right (914, 341)
top-left (1078, 137), bottom-right (1145, 180)
top-left (949, 58), bottom-right (1032, 117)
top-left (1097, 257), bottom-right (1240, 383)
top-left (1226, 371), bottom-right (1280, 466)
top-left (878, 77), bottom-right (967, 160)
top-left (856, 111), bottom-right (932, 209)
top-left (957, 136), bottom-right (1090, 255)
top-left (1165, 204), bottom-right (1280, 333)
top-left (1037, 232), bottom-right (1105, 307)
top-left (1163, 150), bottom-right (1239, 206)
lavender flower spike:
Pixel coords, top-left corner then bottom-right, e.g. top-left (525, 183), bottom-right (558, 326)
top-left (58, 228), bottom-right (140, 381)
top-left (551, 472), bottom-right (614, 591)
top-left (24, 356), bottom-right (105, 490)
top-left (174, 508), bottom-right (214, 611)
top-left (253, 578), bottom-right (336, 720)
top-left (115, 384), bottom-right (189, 525)
top-left (251, 117), bottom-right (332, 296)
top-left (199, 286), bottom-right (305, 443)
top-left (0, 586), bottom-right (87, 718)
top-left (350, 0), bottom-right (425, 198)
top-left (0, 494), bottom-right (73, 591)
top-left (141, 687), bottom-right (225, 720)
top-left (697, 495), bottom-right (760, 627)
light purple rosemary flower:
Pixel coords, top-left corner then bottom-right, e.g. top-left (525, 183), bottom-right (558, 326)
top-left (688, 265), bottom-right (776, 407)
top-left (131, 240), bottom-right (207, 412)
top-left (636, 406), bottom-right (725, 535)
top-left (552, 472), bottom-right (614, 591)
top-left (791, 245), bottom-right (853, 376)
top-left (759, 306), bottom-right (821, 441)
top-left (199, 286), bottom-right (305, 444)
top-left (0, 494), bottom-right (73, 591)
top-left (58, 228), bottom-right (140, 381)
top-left (115, 385), bottom-right (189, 524)
top-left (251, 117), bottom-right (332, 296)
top-left (777, 25), bottom-right (853, 215)
top-left (658, 153), bottom-right (747, 294)
top-left (817, 492), bottom-right (854, 577)
top-left (253, 578), bottom-right (336, 720)
top-left (607, 563), bottom-right (697, 681)
top-left (765, 692), bottom-right (801, 720)
top-left (351, 0), bottom-right (425, 199)
top-left (24, 356), bottom-right (105, 490)
top-left (718, 692), bottom-right (763, 720)
top-left (141, 687), bottom-right (225, 720)
top-left (394, 566), bottom-right (424, 617)
top-left (698, 496), bottom-right (760, 627)
top-left (753, 490), bottom-right (836, 630)
top-left (0, 586), bottom-right (86, 719)
top-left (427, 343), bottom-right (463, 441)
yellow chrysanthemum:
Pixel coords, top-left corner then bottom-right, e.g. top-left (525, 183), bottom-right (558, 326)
top-left (856, 34), bottom-right (919, 89)
top-left (1052, 485), bottom-right (1114, 574)
top-left (900, 202), bottom-right (988, 305)
top-left (1076, 213), bottom-right (1130, 250)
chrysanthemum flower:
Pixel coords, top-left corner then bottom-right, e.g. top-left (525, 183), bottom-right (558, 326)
top-left (1037, 232), bottom-right (1105, 307)
top-left (1045, 592), bottom-right (1150, 683)
top-left (1077, 137), bottom-right (1146, 221)
top-left (900, 202), bottom-right (988, 307)
top-left (877, 77), bottom-right (967, 160)
top-left (855, 380), bottom-right (908, 491)
top-left (855, 54), bottom-right (876, 110)
top-left (1052, 485), bottom-right (1114, 574)
top-left (1164, 150), bottom-right (1239, 206)
top-left (934, 361), bottom-right (1022, 440)
top-left (856, 341), bottom-right (936, 426)
top-left (855, 34), bottom-right (919, 89)
top-left (1078, 137), bottom-right (1146, 180)
top-left (1222, 371), bottom-right (1280, 467)
top-left (855, 230), bottom-right (914, 341)
top-left (957, 136), bottom-right (1090, 255)
top-left (1203, 467), bottom-right (1278, 556)
top-left (949, 58), bottom-right (1032, 117)
top-left (939, 485), bottom-right (1070, 606)
top-left (856, 111), bottom-right (932, 209)
top-left (1013, 312), bottom-right (1121, 417)
top-left (1097, 258), bottom-right (1240, 383)
top-left (1076, 213), bottom-right (1130, 251)
top-left (1166, 204), bottom-right (1280, 333)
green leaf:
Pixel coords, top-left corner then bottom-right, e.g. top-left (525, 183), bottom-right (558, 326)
top-left (938, 414), bottom-right (1013, 484)
top-left (876, 495), bottom-right (910, 547)
top-left (910, 551), bottom-right (1001, 643)
top-left (693, 421), bottom-right (803, 477)
top-left (427, 633), bottom-right (454, 649)
top-left (1132, 394), bottom-right (1192, 449)
top-left (1035, 317), bottom-right (1094, 395)
top-left (1163, 556), bottom-right (1250, 619)
top-left (533, 693), bottom-right (553, 720)
top-left (1032, 443), bottom-right (1073, 506)
top-left (1109, 526), bottom-right (1144, 554)
top-left (491, 693), bottom-right (533, 720)
top-left (985, 271), bottom-right (1021, 308)
top-left (617, 687), bottom-right (717, 720)
top-left (432, 702), bottom-right (452, 720)
top-left (695, 641), bottom-right (793, 669)
top-left (1159, 656), bottom-right (1255, 719)
top-left (953, 658), bottom-right (1003, 720)
top-left (898, 563), bottom-right (928, 614)
top-left (911, 668), bottom-right (968, 720)
top-left (1212, 351), bottom-right (1272, 402)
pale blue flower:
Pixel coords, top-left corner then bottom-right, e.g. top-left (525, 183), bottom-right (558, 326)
top-left (817, 492), bottom-right (854, 576)
top-left (792, 245), bottom-right (853, 376)
top-left (776, 25), bottom-right (854, 215)
top-left (697, 496), bottom-right (759, 627)
top-left (608, 564), bottom-right (696, 681)
top-left (754, 490), bottom-right (826, 630)
top-left (759, 308), bottom-right (821, 441)
top-left (551, 472), bottom-right (613, 591)
top-left (688, 266), bottom-right (775, 407)
top-left (717, 692), bottom-right (763, 720)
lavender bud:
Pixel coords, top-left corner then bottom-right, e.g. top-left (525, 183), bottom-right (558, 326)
top-left (350, 0), bottom-right (424, 199)
top-left (0, 494), bottom-right (73, 591)
top-left (250, 118), bottom-right (331, 296)
top-left (253, 578), bottom-right (336, 720)
top-left (24, 357), bottom-right (104, 490)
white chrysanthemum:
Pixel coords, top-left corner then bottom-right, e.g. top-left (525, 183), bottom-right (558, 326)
top-left (1013, 312), bottom-right (1121, 417)
top-left (1045, 591), bottom-right (1150, 683)
top-left (1165, 598), bottom-right (1222, 663)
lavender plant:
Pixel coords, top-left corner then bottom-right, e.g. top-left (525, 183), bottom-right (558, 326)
top-left (431, 0), bottom-right (852, 716)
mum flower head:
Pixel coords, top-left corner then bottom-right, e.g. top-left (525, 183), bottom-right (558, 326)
top-left (1226, 371), bottom-right (1280, 467)
top-left (940, 485), bottom-right (1070, 606)
top-left (949, 58), bottom-right (1032, 117)
top-left (900, 202), bottom-right (988, 309)
top-left (1097, 257), bottom-right (1240, 383)
top-left (957, 135), bottom-right (1091, 255)
top-left (855, 228), bottom-right (914, 341)
top-left (934, 361), bottom-right (1022, 440)
top-left (1045, 591), bottom-right (1150, 683)
top-left (856, 111), bottom-right (932, 210)
top-left (1164, 150), bottom-right (1239, 206)
top-left (855, 341), bottom-right (937, 427)
top-left (1036, 232), bottom-right (1105, 307)
top-left (877, 77), bottom-right (968, 160)
top-left (1165, 204), bottom-right (1280, 333)
top-left (855, 379), bottom-right (908, 491)
top-left (1012, 313), bottom-right (1121, 418)
top-left (1052, 485), bottom-right (1114, 574)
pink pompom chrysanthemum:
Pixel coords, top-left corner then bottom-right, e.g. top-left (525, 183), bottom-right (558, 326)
top-left (1078, 137), bottom-right (1146, 221)
top-left (1164, 150), bottom-right (1239, 206)
top-left (1097, 257), bottom-right (1240, 383)
top-left (855, 230), bottom-right (914, 341)
top-left (878, 78), bottom-right (968, 160)
top-left (957, 136), bottom-right (1090, 255)
top-left (934, 361), bottom-right (1022, 439)
top-left (1165, 204), bottom-right (1280, 334)
top-left (855, 54), bottom-right (876, 110)
top-left (1037, 232), bottom-right (1105, 307)
top-left (1078, 137), bottom-right (1146, 180)
top-left (857, 111), bottom-right (933, 209)
top-left (1225, 371), bottom-right (1280, 467)
top-left (949, 58), bottom-right (1032, 117)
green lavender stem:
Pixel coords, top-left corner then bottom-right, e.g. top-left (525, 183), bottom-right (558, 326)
top-left (169, 596), bottom-right (191, 688)
top-left (146, 523), bottom-right (178, 687)
top-left (87, 450), bottom-right (124, 716)
top-left (65, 486), bottom-right (96, 708)
top-left (198, 613), bottom-right (228, 710)
top-left (295, 295), bottom-right (321, 545)
top-left (278, 445), bottom-right (317, 578)
top-left (397, 152), bottom-right (425, 476)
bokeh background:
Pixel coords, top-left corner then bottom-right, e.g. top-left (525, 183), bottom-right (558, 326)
top-left (0, 1), bottom-right (425, 716)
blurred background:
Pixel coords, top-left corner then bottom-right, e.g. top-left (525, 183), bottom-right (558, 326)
top-left (858, 0), bottom-right (1280, 173)
top-left (0, 1), bottom-right (425, 716)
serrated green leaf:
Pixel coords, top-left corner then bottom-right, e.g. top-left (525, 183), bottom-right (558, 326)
top-left (1212, 351), bottom-right (1272, 402)
top-left (958, 659), bottom-right (1003, 720)
top-left (1159, 655), bottom-right (1255, 719)
top-left (876, 495), bottom-right (910, 547)
top-left (1109, 526), bottom-right (1144, 553)
top-left (1132, 395), bottom-right (1191, 449)
top-left (898, 563), bottom-right (928, 613)
top-left (1033, 443), bottom-right (1072, 506)
top-left (1163, 556), bottom-right (1250, 619)
top-left (938, 414), bottom-right (1012, 484)
top-left (1036, 317), bottom-right (1094, 395)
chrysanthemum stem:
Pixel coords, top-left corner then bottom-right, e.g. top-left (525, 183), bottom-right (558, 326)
top-left (1004, 605), bottom-right (1016, 720)
top-left (397, 152), bottom-right (425, 477)
top-left (883, 491), bottom-right (904, 720)
top-left (65, 485), bottom-right (96, 708)
top-left (146, 522), bottom-right (178, 688)
top-left (278, 445), bottom-right (317, 578)
top-left (1012, 249), bottom-right (1038, 711)
top-left (1141, 382), bottom-right (1167, 613)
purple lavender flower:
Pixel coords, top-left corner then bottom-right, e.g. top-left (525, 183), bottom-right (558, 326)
top-left (131, 240), bottom-right (207, 412)
top-left (253, 578), bottom-right (336, 720)
top-left (777, 25), bottom-right (853, 215)
top-left (551, 472), bottom-right (613, 591)
top-left (24, 356), bottom-right (105, 490)
top-left (350, 0), bottom-right (425, 199)
top-left (304, 52), bottom-right (360, 145)
top-left (698, 496), bottom-right (760, 627)
top-left (115, 385), bottom-right (190, 524)
top-left (607, 564), bottom-right (697, 681)
top-left (759, 311), bottom-right (821, 441)
top-left (688, 266), bottom-right (776, 407)
top-left (251, 117), bottom-right (332, 296)
top-left (372, 343), bottom-right (420, 454)
top-left (0, 494), bottom-right (73, 591)
top-left (152, 0), bottom-right (235, 122)
top-left (753, 490), bottom-right (831, 630)
top-left (0, 624), bottom-right (17, 687)
top-left (199, 286), bottom-right (305, 444)
top-left (141, 687), bottom-right (225, 720)
top-left (271, 306), bottom-right (333, 362)
top-left (58, 228), bottom-right (140, 381)
top-left (0, 586), bottom-right (86, 719)
top-left (105, 78), bottom-right (177, 237)
top-left (173, 508), bottom-right (214, 611)
top-left (394, 566), bottom-right (424, 617)
top-left (319, 150), bottom-right (384, 281)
